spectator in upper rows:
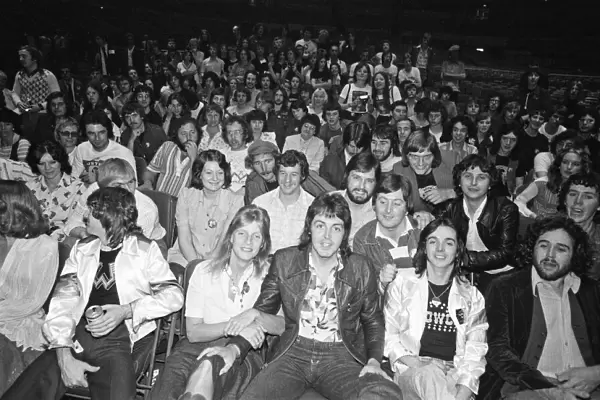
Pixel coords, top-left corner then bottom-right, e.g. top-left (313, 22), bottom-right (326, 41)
top-left (34, 92), bottom-right (74, 144)
top-left (133, 84), bottom-right (163, 126)
top-left (538, 105), bottom-right (567, 141)
top-left (397, 52), bottom-right (422, 88)
top-left (81, 80), bottom-right (121, 128)
top-left (283, 114), bottom-right (324, 172)
top-left (244, 139), bottom-right (280, 204)
top-left (519, 66), bottom-right (551, 115)
top-left (440, 45), bottom-right (466, 102)
top-left (71, 110), bottom-right (135, 185)
top-left (439, 116), bottom-right (478, 164)
top-left (515, 107), bottom-right (550, 188)
top-left (533, 130), bottom-right (580, 180)
top-left (0, 110), bottom-right (30, 162)
top-left (393, 130), bottom-right (456, 213)
top-left (488, 121), bottom-right (521, 197)
top-left (25, 140), bottom-right (86, 236)
top-left (319, 102), bottom-right (343, 149)
top-left (515, 144), bottom-right (589, 219)
top-left (472, 112), bottom-right (493, 158)
top-left (412, 32), bottom-right (434, 84)
top-left (120, 102), bottom-right (168, 165)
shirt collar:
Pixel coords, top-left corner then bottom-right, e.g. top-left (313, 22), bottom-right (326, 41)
top-left (462, 196), bottom-right (488, 222)
top-left (344, 149), bottom-right (352, 165)
top-left (375, 218), bottom-right (414, 246)
top-left (531, 267), bottom-right (581, 297)
top-left (309, 249), bottom-right (345, 275)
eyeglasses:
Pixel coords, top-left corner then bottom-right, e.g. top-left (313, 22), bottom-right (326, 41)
top-left (136, 94), bottom-right (151, 100)
top-left (228, 129), bottom-right (245, 137)
top-left (59, 130), bottom-right (79, 138)
top-left (110, 178), bottom-right (137, 189)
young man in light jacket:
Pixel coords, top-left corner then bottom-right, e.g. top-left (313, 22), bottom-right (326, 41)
top-left (3, 187), bottom-right (183, 400)
top-left (384, 218), bottom-right (488, 400)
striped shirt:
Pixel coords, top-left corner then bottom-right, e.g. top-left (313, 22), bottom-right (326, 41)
top-left (147, 141), bottom-right (193, 197)
top-left (374, 219), bottom-right (418, 269)
top-left (0, 134), bottom-right (31, 162)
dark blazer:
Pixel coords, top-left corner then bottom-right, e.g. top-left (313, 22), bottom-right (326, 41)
top-left (319, 147), bottom-right (347, 190)
top-left (228, 246), bottom-right (385, 366)
top-left (94, 45), bottom-right (120, 76)
top-left (478, 269), bottom-right (600, 400)
top-left (435, 195), bottom-right (519, 272)
top-left (120, 46), bottom-right (145, 74)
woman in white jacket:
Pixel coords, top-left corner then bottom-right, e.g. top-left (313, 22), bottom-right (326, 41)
top-left (384, 217), bottom-right (488, 400)
top-left (3, 186), bottom-right (184, 400)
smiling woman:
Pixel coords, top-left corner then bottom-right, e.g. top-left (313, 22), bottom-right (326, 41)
top-left (167, 149), bottom-right (244, 269)
top-left (26, 140), bottom-right (86, 235)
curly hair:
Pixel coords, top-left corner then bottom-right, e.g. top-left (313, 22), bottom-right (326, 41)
top-left (190, 150), bottom-right (232, 190)
top-left (452, 154), bottom-right (498, 196)
top-left (412, 218), bottom-right (470, 282)
top-left (274, 150), bottom-right (310, 182)
top-left (557, 173), bottom-right (600, 213)
top-left (547, 145), bottom-right (590, 194)
top-left (86, 187), bottom-right (142, 248)
top-left (0, 180), bottom-right (49, 238)
top-left (208, 205), bottom-right (271, 279)
top-left (440, 115), bottom-right (476, 143)
top-left (515, 215), bottom-right (591, 277)
top-left (298, 192), bottom-right (352, 260)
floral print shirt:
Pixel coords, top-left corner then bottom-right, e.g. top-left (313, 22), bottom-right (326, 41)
top-left (26, 173), bottom-right (85, 231)
top-left (298, 252), bottom-right (343, 342)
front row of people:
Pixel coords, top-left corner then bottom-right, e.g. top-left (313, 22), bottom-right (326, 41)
top-left (2, 172), bottom-right (600, 399)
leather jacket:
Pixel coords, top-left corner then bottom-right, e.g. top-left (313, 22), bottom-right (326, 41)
top-left (229, 246), bottom-right (384, 366)
top-left (435, 195), bottom-right (519, 272)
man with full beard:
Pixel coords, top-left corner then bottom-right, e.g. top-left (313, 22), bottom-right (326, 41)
top-left (370, 123), bottom-right (402, 173)
top-left (334, 151), bottom-right (380, 245)
top-left (141, 117), bottom-right (200, 197)
top-left (480, 216), bottom-right (600, 400)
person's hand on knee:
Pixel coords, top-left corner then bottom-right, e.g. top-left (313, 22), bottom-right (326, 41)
top-left (198, 345), bottom-right (241, 376)
top-left (57, 348), bottom-right (100, 388)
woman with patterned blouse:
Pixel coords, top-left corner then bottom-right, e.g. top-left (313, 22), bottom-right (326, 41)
top-left (25, 140), bottom-right (85, 237)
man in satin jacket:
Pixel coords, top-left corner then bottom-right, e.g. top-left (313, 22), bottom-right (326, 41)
top-left (435, 154), bottom-right (519, 295)
top-left (2, 187), bottom-right (183, 400)
top-left (204, 192), bottom-right (404, 400)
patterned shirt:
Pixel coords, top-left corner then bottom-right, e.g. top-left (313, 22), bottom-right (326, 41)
top-left (147, 141), bottom-right (193, 197)
top-left (198, 126), bottom-right (230, 153)
top-left (12, 69), bottom-right (60, 108)
top-left (253, 187), bottom-right (314, 252)
top-left (298, 252), bottom-right (343, 342)
top-left (26, 173), bottom-right (85, 231)
top-left (226, 147), bottom-right (250, 193)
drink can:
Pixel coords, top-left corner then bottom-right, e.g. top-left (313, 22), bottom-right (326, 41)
top-left (85, 305), bottom-right (104, 324)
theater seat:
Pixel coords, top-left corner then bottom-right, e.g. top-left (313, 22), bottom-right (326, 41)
top-left (139, 189), bottom-right (178, 247)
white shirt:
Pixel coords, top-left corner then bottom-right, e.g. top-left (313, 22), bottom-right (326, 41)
top-left (71, 140), bottom-right (137, 181)
top-left (532, 268), bottom-right (586, 378)
top-left (185, 260), bottom-right (265, 324)
top-left (253, 187), bottom-right (314, 253)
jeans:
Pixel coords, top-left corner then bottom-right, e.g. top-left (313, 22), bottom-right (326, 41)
top-left (1, 320), bottom-right (154, 400)
top-left (148, 337), bottom-right (227, 400)
top-left (239, 336), bottom-right (403, 400)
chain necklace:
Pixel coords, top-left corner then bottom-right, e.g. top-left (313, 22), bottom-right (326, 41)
top-left (428, 281), bottom-right (452, 308)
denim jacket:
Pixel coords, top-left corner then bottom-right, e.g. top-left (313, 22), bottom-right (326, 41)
top-left (384, 269), bottom-right (488, 394)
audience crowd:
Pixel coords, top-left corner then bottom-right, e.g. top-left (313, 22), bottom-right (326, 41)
top-left (1, 23), bottom-right (600, 400)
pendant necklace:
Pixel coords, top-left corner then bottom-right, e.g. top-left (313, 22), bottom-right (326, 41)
top-left (224, 264), bottom-right (251, 308)
top-left (428, 281), bottom-right (452, 308)
top-left (205, 191), bottom-right (221, 229)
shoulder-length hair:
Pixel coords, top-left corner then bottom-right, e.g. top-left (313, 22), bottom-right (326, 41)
top-left (27, 140), bottom-right (73, 176)
top-left (440, 115), bottom-right (476, 143)
top-left (167, 92), bottom-right (191, 115)
top-left (371, 72), bottom-right (391, 109)
top-left (412, 218), bottom-right (469, 283)
top-left (489, 121), bottom-right (521, 159)
top-left (208, 205), bottom-right (272, 278)
top-left (352, 61), bottom-right (372, 83)
top-left (83, 79), bottom-right (111, 111)
top-left (45, 92), bottom-right (74, 120)
top-left (452, 154), bottom-right (498, 196)
top-left (515, 215), bottom-right (590, 277)
top-left (190, 149), bottom-right (232, 190)
top-left (401, 130), bottom-right (442, 168)
top-left (547, 145), bottom-right (591, 194)
top-left (298, 192), bottom-right (352, 260)
top-left (223, 115), bottom-right (252, 145)
top-left (86, 187), bottom-right (142, 249)
top-left (0, 180), bottom-right (49, 238)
